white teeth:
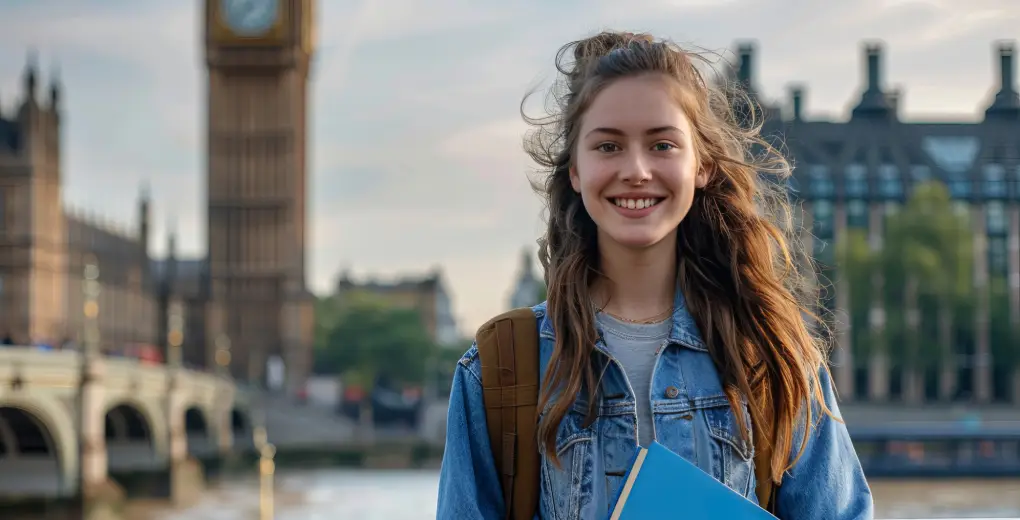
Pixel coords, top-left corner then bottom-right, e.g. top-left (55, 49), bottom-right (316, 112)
top-left (614, 198), bottom-right (660, 209)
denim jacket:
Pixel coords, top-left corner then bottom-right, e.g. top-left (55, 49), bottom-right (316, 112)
top-left (436, 289), bottom-right (874, 519)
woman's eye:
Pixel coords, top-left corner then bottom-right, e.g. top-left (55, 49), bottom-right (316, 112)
top-left (596, 143), bottom-right (620, 153)
top-left (652, 142), bottom-right (676, 152)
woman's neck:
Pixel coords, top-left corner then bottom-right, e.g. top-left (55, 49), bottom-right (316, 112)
top-left (594, 233), bottom-right (677, 321)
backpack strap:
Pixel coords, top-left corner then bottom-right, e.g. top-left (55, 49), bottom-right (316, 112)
top-left (754, 443), bottom-right (777, 513)
top-left (476, 308), bottom-right (541, 520)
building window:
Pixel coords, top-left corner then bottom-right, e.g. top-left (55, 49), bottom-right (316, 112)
top-left (1013, 165), bottom-right (1020, 201)
top-left (989, 236), bottom-right (1008, 276)
top-left (844, 164), bottom-right (868, 198)
top-left (986, 201), bottom-right (1007, 235)
top-left (878, 163), bottom-right (902, 199)
top-left (848, 200), bottom-right (868, 229)
top-left (809, 165), bottom-right (834, 199)
top-left (983, 163), bottom-right (1007, 199)
top-left (910, 164), bottom-right (931, 183)
top-left (813, 200), bottom-right (833, 237)
top-left (921, 136), bottom-right (980, 175)
top-left (948, 172), bottom-right (971, 199)
top-left (814, 237), bottom-right (835, 266)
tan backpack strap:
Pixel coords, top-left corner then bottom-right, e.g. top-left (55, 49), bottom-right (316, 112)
top-left (476, 308), bottom-right (541, 520)
top-left (752, 406), bottom-right (778, 513)
top-left (754, 447), bottom-right (776, 512)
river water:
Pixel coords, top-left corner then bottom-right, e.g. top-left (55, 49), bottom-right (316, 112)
top-left (133, 469), bottom-right (1020, 520)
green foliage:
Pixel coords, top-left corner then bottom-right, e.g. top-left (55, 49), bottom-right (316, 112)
top-left (835, 181), bottom-right (978, 368)
top-left (313, 295), bottom-right (438, 386)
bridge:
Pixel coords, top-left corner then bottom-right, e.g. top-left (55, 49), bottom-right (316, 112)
top-left (0, 346), bottom-right (252, 506)
top-left (4, 343), bottom-right (1018, 512)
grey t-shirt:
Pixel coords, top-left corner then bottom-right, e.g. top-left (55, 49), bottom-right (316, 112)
top-left (596, 311), bottom-right (671, 447)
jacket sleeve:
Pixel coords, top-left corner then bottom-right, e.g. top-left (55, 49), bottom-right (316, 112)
top-left (774, 367), bottom-right (875, 520)
top-left (436, 345), bottom-right (506, 520)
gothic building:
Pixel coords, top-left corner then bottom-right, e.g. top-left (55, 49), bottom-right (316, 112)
top-left (508, 247), bottom-right (543, 310)
top-left (0, 59), bottom-right (160, 351)
top-left (0, 0), bottom-right (318, 394)
top-left (738, 40), bottom-right (1020, 404)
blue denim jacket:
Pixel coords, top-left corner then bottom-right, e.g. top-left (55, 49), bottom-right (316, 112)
top-left (437, 289), bottom-right (874, 519)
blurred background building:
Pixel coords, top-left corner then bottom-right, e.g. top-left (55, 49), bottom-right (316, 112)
top-left (0, 64), bottom-right (162, 352)
top-left (333, 268), bottom-right (460, 348)
top-left (735, 40), bottom-right (1020, 404)
top-left (508, 247), bottom-right (543, 310)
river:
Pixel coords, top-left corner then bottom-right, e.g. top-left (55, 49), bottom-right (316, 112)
top-left (129, 469), bottom-right (1020, 519)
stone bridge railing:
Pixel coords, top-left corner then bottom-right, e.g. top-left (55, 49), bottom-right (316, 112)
top-left (0, 346), bottom-right (252, 501)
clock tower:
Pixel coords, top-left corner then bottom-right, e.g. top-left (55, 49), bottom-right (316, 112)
top-left (203, 0), bottom-right (315, 389)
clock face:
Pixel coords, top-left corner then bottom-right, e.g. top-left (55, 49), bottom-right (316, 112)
top-left (221, 0), bottom-right (280, 36)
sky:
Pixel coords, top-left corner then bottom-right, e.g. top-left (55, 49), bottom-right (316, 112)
top-left (0, 0), bottom-right (1017, 335)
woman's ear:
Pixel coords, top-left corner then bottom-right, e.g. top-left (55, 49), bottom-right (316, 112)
top-left (569, 165), bottom-right (581, 193)
top-left (695, 165), bottom-right (711, 189)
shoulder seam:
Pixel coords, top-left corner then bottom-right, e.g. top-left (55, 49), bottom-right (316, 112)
top-left (457, 347), bottom-right (483, 384)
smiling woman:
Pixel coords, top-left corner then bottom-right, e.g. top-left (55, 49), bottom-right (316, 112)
top-left (436, 30), bottom-right (875, 520)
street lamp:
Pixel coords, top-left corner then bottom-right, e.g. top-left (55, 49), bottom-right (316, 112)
top-left (167, 301), bottom-right (184, 368)
top-left (214, 333), bottom-right (232, 378)
top-left (82, 257), bottom-right (101, 357)
top-left (78, 255), bottom-right (101, 498)
top-left (253, 424), bottom-right (276, 520)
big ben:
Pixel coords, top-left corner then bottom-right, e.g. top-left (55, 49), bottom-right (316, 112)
top-left (203, 0), bottom-right (315, 389)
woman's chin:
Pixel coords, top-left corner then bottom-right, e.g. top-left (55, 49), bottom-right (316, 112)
top-left (604, 229), bottom-right (675, 251)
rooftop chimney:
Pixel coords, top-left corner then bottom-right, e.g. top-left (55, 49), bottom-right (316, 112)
top-left (737, 42), bottom-right (755, 89)
top-left (866, 43), bottom-right (882, 92)
top-left (852, 41), bottom-right (893, 120)
top-left (986, 40), bottom-right (1019, 119)
top-left (999, 42), bottom-right (1015, 91)
top-left (789, 85), bottom-right (804, 121)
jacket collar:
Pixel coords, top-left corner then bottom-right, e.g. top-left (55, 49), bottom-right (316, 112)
top-left (535, 283), bottom-right (707, 352)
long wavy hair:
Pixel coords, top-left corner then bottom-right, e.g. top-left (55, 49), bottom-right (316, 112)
top-left (524, 31), bottom-right (834, 487)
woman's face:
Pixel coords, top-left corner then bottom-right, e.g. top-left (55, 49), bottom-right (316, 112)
top-left (571, 74), bottom-right (706, 251)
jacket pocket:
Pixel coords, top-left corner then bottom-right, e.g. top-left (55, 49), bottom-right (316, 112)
top-left (700, 397), bottom-right (756, 497)
top-left (541, 409), bottom-right (595, 520)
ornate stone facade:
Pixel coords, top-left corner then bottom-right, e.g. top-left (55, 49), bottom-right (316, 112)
top-left (0, 1), bottom-right (319, 393)
top-left (0, 62), bottom-right (157, 351)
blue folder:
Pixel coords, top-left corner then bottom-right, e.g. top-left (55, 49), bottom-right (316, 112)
top-left (608, 441), bottom-right (778, 519)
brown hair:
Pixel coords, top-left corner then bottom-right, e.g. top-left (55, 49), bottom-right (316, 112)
top-left (524, 31), bottom-right (833, 486)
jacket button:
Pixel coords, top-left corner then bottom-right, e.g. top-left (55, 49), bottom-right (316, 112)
top-left (665, 386), bottom-right (680, 399)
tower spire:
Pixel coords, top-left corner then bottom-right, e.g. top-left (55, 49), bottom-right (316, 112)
top-left (23, 49), bottom-right (38, 101)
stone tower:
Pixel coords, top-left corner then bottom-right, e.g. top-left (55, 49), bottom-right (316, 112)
top-left (0, 54), bottom-right (67, 344)
top-left (203, 0), bottom-right (316, 389)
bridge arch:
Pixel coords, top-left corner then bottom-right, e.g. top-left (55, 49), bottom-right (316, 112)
top-left (184, 405), bottom-right (217, 456)
top-left (0, 394), bottom-right (76, 497)
top-left (231, 407), bottom-right (251, 439)
top-left (104, 399), bottom-right (165, 471)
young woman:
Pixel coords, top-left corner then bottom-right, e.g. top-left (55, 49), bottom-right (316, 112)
top-left (437, 31), bottom-right (874, 520)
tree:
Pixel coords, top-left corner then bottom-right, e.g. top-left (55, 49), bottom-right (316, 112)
top-left (315, 297), bottom-right (437, 387)
top-left (836, 181), bottom-right (975, 399)
top-left (312, 296), bottom-right (344, 373)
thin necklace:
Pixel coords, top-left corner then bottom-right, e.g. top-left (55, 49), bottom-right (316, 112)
top-left (596, 304), bottom-right (673, 325)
